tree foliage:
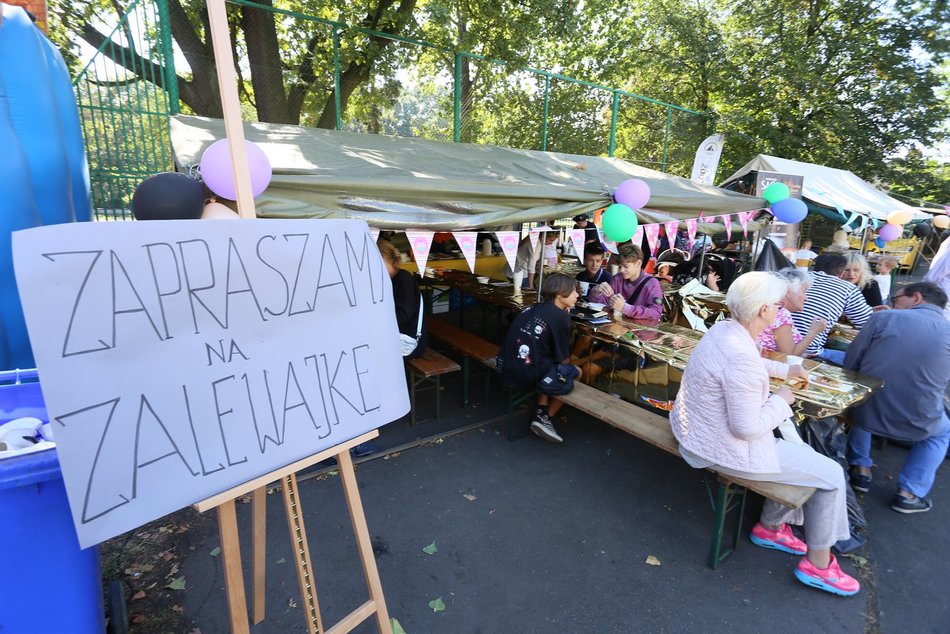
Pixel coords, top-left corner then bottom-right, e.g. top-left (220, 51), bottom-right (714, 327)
top-left (50, 0), bottom-right (950, 204)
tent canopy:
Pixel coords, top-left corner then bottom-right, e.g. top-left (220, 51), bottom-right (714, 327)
top-left (171, 115), bottom-right (767, 231)
top-left (721, 154), bottom-right (928, 224)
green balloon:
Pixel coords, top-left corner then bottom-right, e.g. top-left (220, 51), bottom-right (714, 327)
top-left (762, 182), bottom-right (791, 204)
top-left (602, 203), bottom-right (638, 242)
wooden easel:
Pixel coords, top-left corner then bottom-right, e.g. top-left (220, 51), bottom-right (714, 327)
top-left (193, 430), bottom-right (391, 634)
top-left (194, 3), bottom-right (392, 631)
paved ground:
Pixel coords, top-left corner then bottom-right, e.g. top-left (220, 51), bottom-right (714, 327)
top-left (174, 406), bottom-right (948, 633)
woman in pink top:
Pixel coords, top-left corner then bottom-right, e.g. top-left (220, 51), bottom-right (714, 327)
top-left (756, 268), bottom-right (828, 356)
top-left (670, 272), bottom-right (859, 596)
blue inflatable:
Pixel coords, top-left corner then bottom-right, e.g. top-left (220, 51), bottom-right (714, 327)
top-left (0, 4), bottom-right (92, 370)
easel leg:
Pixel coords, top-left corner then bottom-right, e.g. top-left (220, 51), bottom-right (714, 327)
top-left (282, 473), bottom-right (323, 634)
top-left (252, 486), bottom-right (267, 624)
top-left (337, 450), bottom-right (393, 634)
top-left (217, 500), bottom-right (250, 634)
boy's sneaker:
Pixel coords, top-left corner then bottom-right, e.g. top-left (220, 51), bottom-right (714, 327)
top-left (750, 522), bottom-right (807, 555)
top-left (794, 554), bottom-right (860, 596)
top-left (891, 493), bottom-right (932, 514)
top-left (849, 467), bottom-right (871, 493)
top-left (530, 415), bottom-right (563, 443)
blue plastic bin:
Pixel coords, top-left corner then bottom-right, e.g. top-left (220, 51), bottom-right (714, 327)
top-left (0, 370), bottom-right (105, 633)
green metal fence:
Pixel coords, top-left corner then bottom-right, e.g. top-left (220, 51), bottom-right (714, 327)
top-left (73, 0), bottom-right (710, 221)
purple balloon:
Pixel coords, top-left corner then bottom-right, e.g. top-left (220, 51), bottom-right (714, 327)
top-left (614, 178), bottom-right (651, 209)
top-left (771, 197), bottom-right (808, 224)
top-left (200, 139), bottom-right (272, 200)
top-left (878, 223), bottom-right (902, 242)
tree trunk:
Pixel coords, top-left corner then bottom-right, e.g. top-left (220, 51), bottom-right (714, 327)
top-left (240, 0), bottom-right (293, 123)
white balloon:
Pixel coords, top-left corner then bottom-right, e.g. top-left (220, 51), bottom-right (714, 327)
top-left (201, 202), bottom-right (240, 220)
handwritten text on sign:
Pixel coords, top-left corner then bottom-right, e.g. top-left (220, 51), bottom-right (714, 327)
top-left (13, 219), bottom-right (409, 548)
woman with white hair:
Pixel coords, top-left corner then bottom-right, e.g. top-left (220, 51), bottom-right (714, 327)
top-left (670, 272), bottom-right (859, 596)
top-left (756, 268), bottom-right (828, 356)
top-left (840, 252), bottom-right (884, 307)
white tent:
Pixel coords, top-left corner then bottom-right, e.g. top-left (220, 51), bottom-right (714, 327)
top-left (721, 155), bottom-right (929, 224)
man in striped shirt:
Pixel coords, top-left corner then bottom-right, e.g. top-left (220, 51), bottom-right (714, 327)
top-left (790, 253), bottom-right (873, 365)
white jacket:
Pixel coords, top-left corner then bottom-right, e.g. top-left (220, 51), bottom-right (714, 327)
top-left (670, 319), bottom-right (792, 473)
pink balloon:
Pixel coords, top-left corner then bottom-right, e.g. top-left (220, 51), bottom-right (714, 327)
top-left (614, 179), bottom-right (651, 209)
top-left (878, 223), bottom-right (901, 242)
top-left (200, 139), bottom-right (272, 200)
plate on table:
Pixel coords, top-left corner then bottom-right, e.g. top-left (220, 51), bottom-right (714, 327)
top-left (811, 375), bottom-right (853, 393)
top-left (585, 302), bottom-right (606, 311)
top-left (490, 281), bottom-right (513, 287)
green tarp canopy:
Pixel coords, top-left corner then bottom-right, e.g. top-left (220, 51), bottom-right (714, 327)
top-left (170, 115), bottom-right (767, 232)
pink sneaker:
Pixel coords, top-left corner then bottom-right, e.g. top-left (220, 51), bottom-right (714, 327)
top-left (750, 522), bottom-right (807, 555)
top-left (795, 555), bottom-right (860, 596)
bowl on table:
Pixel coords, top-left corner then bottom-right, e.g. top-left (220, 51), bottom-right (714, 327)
top-left (476, 276), bottom-right (490, 284)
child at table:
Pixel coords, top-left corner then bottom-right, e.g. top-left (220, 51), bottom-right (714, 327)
top-left (874, 256), bottom-right (898, 302)
top-left (588, 244), bottom-right (663, 320)
top-left (498, 273), bottom-right (583, 444)
top-left (574, 244), bottom-right (612, 296)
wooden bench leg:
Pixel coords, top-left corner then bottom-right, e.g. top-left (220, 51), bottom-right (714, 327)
top-left (462, 358), bottom-right (471, 408)
top-left (506, 388), bottom-right (535, 441)
top-left (435, 375), bottom-right (442, 420)
top-left (705, 476), bottom-right (748, 570)
top-left (409, 368), bottom-right (417, 426)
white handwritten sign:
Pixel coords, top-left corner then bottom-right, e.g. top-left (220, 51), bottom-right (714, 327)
top-left (13, 219), bottom-right (409, 548)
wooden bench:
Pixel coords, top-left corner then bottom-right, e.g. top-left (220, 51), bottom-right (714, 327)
top-left (406, 348), bottom-right (461, 425)
top-left (428, 318), bottom-right (816, 568)
top-left (427, 317), bottom-right (501, 407)
top-left (557, 382), bottom-right (815, 568)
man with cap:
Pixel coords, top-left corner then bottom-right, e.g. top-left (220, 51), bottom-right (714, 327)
top-left (573, 214), bottom-right (600, 246)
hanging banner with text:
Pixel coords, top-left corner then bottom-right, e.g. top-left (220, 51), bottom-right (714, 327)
top-left (13, 219), bottom-right (410, 548)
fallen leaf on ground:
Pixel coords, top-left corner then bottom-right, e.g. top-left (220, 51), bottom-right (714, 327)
top-left (645, 555), bottom-right (661, 566)
top-left (277, 558), bottom-right (286, 564)
top-left (489, 508), bottom-right (496, 515)
top-left (172, 605), bottom-right (184, 614)
top-left (131, 614), bottom-right (145, 624)
top-left (131, 590), bottom-right (146, 601)
top-left (210, 547), bottom-right (221, 557)
top-left (187, 628), bottom-right (202, 634)
top-left (422, 541), bottom-right (438, 555)
top-left (463, 494), bottom-right (477, 502)
top-left (288, 598), bottom-right (297, 608)
top-left (391, 617), bottom-right (407, 634)
top-left (165, 576), bottom-right (186, 591)
top-left (238, 494), bottom-right (252, 504)
top-left (428, 597), bottom-right (445, 612)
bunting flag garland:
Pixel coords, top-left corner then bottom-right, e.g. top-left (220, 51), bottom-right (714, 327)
top-left (721, 213), bottom-right (732, 242)
top-left (527, 230), bottom-right (540, 251)
top-left (568, 229), bottom-right (587, 263)
top-left (405, 230), bottom-right (434, 274)
top-left (663, 220), bottom-right (679, 249)
top-left (644, 223), bottom-right (661, 256)
top-left (495, 230), bottom-right (521, 272)
top-left (597, 226), bottom-right (619, 254)
top-left (736, 211), bottom-right (752, 237)
top-left (685, 218), bottom-right (698, 250)
top-left (452, 231), bottom-right (479, 273)
top-left (631, 225), bottom-right (643, 251)
top-left (370, 228), bottom-right (380, 244)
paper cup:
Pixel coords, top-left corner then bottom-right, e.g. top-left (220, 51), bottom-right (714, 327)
top-left (477, 276), bottom-right (490, 284)
top-left (578, 281), bottom-right (591, 295)
top-left (512, 269), bottom-right (525, 289)
top-left (610, 264), bottom-right (619, 275)
top-left (786, 355), bottom-right (804, 366)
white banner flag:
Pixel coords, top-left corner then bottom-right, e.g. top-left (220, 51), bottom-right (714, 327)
top-left (405, 230), bottom-right (435, 274)
top-left (568, 229), bottom-right (586, 264)
top-left (452, 231), bottom-right (479, 273)
top-left (496, 231), bottom-right (521, 272)
top-left (690, 133), bottom-right (725, 186)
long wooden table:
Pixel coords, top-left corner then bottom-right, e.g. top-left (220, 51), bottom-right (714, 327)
top-left (421, 268), bottom-right (882, 420)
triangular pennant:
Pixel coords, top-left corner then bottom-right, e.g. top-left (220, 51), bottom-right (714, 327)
top-left (685, 218), bottom-right (699, 250)
top-left (644, 224), bottom-right (661, 256)
top-left (631, 225), bottom-right (643, 251)
top-left (370, 228), bottom-right (380, 244)
top-left (496, 231), bottom-right (521, 272)
top-left (452, 231), bottom-right (479, 273)
top-left (528, 231), bottom-right (540, 251)
top-left (737, 211), bottom-right (752, 238)
top-left (405, 230), bottom-right (434, 274)
top-left (663, 221), bottom-right (679, 249)
top-left (568, 229), bottom-right (587, 264)
top-left (596, 226), bottom-right (619, 254)
top-left (721, 213), bottom-right (732, 242)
